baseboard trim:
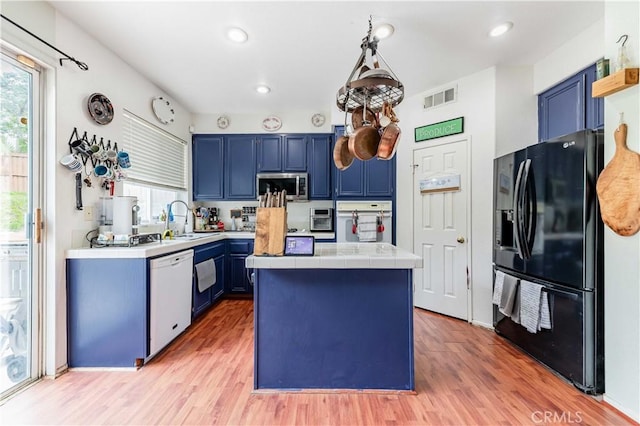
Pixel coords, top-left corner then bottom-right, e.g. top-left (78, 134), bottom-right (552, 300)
top-left (603, 396), bottom-right (640, 424)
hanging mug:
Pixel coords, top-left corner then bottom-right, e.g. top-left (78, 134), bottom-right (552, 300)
top-left (60, 154), bottom-right (82, 173)
top-left (105, 149), bottom-right (117, 162)
top-left (94, 164), bottom-right (114, 179)
top-left (91, 144), bottom-right (108, 161)
top-left (117, 151), bottom-right (131, 168)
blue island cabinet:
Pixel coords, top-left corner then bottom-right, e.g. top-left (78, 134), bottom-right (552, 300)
top-left (254, 268), bottom-right (414, 390)
top-left (67, 258), bottom-right (148, 367)
top-left (192, 241), bottom-right (226, 319)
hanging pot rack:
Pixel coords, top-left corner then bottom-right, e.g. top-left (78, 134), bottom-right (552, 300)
top-left (336, 17), bottom-right (404, 113)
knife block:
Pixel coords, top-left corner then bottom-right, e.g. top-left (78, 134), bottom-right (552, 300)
top-left (254, 207), bottom-right (287, 256)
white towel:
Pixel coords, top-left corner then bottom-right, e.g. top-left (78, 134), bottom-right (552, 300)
top-left (519, 280), bottom-right (543, 333)
top-left (357, 216), bottom-right (378, 242)
top-left (195, 259), bottom-right (216, 292)
top-left (492, 270), bottom-right (505, 305)
top-left (539, 291), bottom-right (552, 330)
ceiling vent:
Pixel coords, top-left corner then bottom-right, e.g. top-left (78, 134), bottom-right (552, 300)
top-left (424, 86), bottom-right (457, 110)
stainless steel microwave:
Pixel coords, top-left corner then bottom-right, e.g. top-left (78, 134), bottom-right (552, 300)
top-left (256, 173), bottom-right (308, 201)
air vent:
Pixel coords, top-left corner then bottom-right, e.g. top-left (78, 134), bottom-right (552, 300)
top-left (424, 86), bottom-right (457, 110)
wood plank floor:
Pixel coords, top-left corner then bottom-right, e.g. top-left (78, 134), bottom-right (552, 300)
top-left (0, 299), bottom-right (635, 425)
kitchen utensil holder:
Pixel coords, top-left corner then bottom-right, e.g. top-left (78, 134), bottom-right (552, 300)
top-left (254, 207), bottom-right (287, 256)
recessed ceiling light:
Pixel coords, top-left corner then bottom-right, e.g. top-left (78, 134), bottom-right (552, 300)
top-left (489, 22), bottom-right (513, 37)
top-left (373, 23), bottom-right (395, 40)
top-left (227, 27), bottom-right (248, 43)
top-left (256, 85), bottom-right (271, 94)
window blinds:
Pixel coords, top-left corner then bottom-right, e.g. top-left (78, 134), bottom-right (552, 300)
top-left (122, 110), bottom-right (187, 190)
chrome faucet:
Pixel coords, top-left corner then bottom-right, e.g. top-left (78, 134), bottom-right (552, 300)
top-left (165, 200), bottom-right (191, 233)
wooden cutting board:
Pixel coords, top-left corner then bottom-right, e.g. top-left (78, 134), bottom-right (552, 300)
top-left (596, 123), bottom-right (640, 236)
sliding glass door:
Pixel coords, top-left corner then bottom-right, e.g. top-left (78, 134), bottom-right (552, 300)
top-left (0, 49), bottom-right (42, 397)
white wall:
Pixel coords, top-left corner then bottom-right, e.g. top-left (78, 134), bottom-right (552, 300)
top-left (602, 1), bottom-right (640, 421)
top-left (193, 111), bottom-right (333, 134)
top-left (2, 2), bottom-right (193, 375)
top-left (394, 67), bottom-right (498, 327)
top-left (534, 18), bottom-right (605, 94)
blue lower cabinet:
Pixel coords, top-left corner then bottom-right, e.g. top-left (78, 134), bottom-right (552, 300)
top-left (67, 258), bottom-right (148, 367)
top-left (193, 241), bottom-right (226, 319)
top-left (226, 239), bottom-right (254, 294)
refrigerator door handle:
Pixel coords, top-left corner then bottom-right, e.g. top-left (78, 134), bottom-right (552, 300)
top-left (513, 160), bottom-right (526, 260)
top-left (523, 159), bottom-right (537, 259)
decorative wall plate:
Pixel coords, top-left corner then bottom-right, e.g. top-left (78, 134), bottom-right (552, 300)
top-left (311, 113), bottom-right (326, 127)
top-left (217, 115), bottom-right (230, 129)
top-left (262, 115), bottom-right (282, 132)
top-left (151, 96), bottom-right (175, 124)
top-left (87, 93), bottom-right (114, 125)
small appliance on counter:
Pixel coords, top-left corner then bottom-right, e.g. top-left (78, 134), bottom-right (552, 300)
top-left (241, 206), bottom-right (257, 232)
top-left (310, 208), bottom-right (333, 232)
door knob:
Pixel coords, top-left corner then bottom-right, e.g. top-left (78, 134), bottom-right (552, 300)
top-left (457, 236), bottom-right (465, 243)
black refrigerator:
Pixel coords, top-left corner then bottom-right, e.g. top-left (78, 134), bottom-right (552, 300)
top-left (492, 129), bottom-right (604, 394)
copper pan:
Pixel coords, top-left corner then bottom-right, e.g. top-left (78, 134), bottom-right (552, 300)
top-left (333, 135), bottom-right (354, 170)
top-left (377, 123), bottom-right (401, 160)
top-left (348, 125), bottom-right (380, 161)
top-left (351, 106), bottom-right (378, 130)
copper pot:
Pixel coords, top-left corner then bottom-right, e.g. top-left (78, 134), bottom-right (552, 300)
top-left (351, 106), bottom-right (378, 130)
top-left (377, 123), bottom-right (401, 160)
top-left (348, 125), bottom-right (380, 161)
top-left (333, 135), bottom-right (354, 170)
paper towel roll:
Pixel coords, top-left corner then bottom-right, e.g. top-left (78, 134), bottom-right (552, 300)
top-left (112, 196), bottom-right (137, 235)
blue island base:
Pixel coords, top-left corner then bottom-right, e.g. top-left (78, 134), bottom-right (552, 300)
top-left (254, 268), bottom-right (414, 391)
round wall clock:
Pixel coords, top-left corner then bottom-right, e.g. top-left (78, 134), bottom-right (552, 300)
top-left (217, 115), bottom-right (230, 129)
top-left (87, 93), bottom-right (114, 125)
top-left (151, 96), bottom-right (175, 124)
top-left (262, 115), bottom-right (282, 132)
top-left (311, 113), bottom-right (326, 127)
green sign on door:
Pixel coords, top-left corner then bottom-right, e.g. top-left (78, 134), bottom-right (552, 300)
top-left (415, 117), bottom-right (464, 142)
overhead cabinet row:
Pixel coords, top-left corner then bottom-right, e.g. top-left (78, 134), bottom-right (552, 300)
top-left (193, 132), bottom-right (396, 201)
top-left (192, 134), bottom-right (332, 201)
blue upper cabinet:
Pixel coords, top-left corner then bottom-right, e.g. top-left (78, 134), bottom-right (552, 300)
top-left (538, 63), bottom-right (603, 142)
top-left (256, 136), bottom-right (282, 172)
top-left (192, 135), bottom-right (224, 200)
top-left (333, 126), bottom-right (395, 199)
top-left (225, 135), bottom-right (256, 200)
top-left (307, 135), bottom-right (332, 199)
top-left (257, 135), bottom-right (307, 172)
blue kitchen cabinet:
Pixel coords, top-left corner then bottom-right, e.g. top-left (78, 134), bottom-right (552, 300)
top-left (67, 258), bottom-right (148, 367)
top-left (257, 135), bottom-right (307, 172)
top-left (256, 135), bottom-right (282, 172)
top-left (225, 135), bottom-right (257, 199)
top-left (307, 134), bottom-right (332, 199)
top-left (192, 135), bottom-right (224, 200)
top-left (192, 241), bottom-right (226, 319)
top-left (226, 239), bottom-right (254, 294)
top-left (538, 63), bottom-right (603, 142)
top-left (333, 126), bottom-right (395, 199)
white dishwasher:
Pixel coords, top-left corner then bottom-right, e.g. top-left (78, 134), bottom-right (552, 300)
top-left (148, 249), bottom-right (194, 359)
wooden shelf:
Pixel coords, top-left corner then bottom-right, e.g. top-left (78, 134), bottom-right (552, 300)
top-left (592, 68), bottom-right (639, 97)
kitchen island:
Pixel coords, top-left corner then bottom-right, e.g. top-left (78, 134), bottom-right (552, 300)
top-left (246, 243), bottom-right (422, 391)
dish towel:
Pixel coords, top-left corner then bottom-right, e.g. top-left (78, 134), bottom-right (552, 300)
top-left (492, 271), bottom-right (520, 317)
top-left (519, 280), bottom-right (552, 333)
top-left (195, 259), bottom-right (216, 292)
top-left (357, 216), bottom-right (378, 242)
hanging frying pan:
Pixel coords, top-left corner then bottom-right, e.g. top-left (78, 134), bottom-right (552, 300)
top-left (351, 106), bottom-right (378, 129)
top-left (377, 123), bottom-right (401, 160)
top-left (333, 135), bottom-right (354, 170)
top-left (348, 125), bottom-right (380, 161)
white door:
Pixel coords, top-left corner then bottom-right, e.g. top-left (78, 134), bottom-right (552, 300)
top-left (413, 139), bottom-right (469, 320)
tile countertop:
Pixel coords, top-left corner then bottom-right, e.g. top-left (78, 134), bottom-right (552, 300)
top-left (246, 243), bottom-right (423, 269)
top-left (66, 231), bottom-right (335, 259)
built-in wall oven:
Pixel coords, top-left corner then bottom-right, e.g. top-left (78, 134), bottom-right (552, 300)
top-left (336, 201), bottom-right (392, 243)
